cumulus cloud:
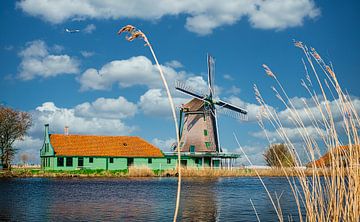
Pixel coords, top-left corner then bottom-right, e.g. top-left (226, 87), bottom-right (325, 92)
top-left (83, 24), bottom-right (96, 33)
top-left (277, 96), bottom-right (360, 128)
top-left (80, 50), bottom-right (94, 58)
top-left (249, 0), bottom-right (320, 30)
top-left (13, 99), bottom-right (137, 164)
top-left (237, 144), bottom-right (268, 165)
top-left (138, 89), bottom-right (188, 116)
top-left (165, 60), bottom-right (183, 69)
top-left (14, 136), bottom-right (43, 164)
top-left (249, 94), bottom-right (360, 151)
top-left (78, 56), bottom-right (184, 91)
top-left (74, 96), bottom-right (137, 119)
top-left (18, 40), bottom-right (79, 80)
top-left (30, 101), bottom-right (135, 137)
top-left (78, 55), bottom-right (211, 95)
top-left (151, 137), bottom-right (176, 151)
top-left (17, 0), bottom-right (320, 35)
top-left (223, 74), bottom-right (234, 80)
top-left (226, 86), bottom-right (241, 95)
top-left (252, 126), bottom-right (326, 143)
top-left (226, 96), bottom-right (267, 122)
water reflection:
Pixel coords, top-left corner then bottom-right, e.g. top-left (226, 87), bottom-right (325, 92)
top-left (0, 177), bottom-right (305, 221)
top-left (180, 178), bottom-right (218, 221)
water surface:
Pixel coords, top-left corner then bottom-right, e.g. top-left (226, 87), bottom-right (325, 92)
top-left (0, 177), bottom-right (304, 221)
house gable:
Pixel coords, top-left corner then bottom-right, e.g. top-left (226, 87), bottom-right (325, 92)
top-left (40, 124), bottom-right (55, 157)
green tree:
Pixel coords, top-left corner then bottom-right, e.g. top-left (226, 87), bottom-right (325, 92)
top-left (264, 143), bottom-right (295, 167)
top-left (0, 106), bottom-right (31, 170)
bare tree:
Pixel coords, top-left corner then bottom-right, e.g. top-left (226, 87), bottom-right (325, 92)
top-left (0, 106), bottom-right (31, 170)
top-left (20, 153), bottom-right (29, 165)
top-left (264, 143), bottom-right (295, 167)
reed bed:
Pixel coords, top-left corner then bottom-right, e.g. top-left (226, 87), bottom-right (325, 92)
top-left (247, 41), bottom-right (360, 221)
top-left (1, 167), bottom-right (323, 178)
top-left (165, 167), bottom-right (320, 177)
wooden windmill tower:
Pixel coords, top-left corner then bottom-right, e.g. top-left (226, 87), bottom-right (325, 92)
top-left (174, 55), bottom-right (247, 154)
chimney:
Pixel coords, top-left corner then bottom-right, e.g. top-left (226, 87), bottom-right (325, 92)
top-left (44, 124), bottom-right (50, 135)
top-left (64, 126), bottom-right (69, 135)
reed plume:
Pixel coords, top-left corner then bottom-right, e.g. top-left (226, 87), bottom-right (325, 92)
top-left (254, 41), bottom-right (359, 221)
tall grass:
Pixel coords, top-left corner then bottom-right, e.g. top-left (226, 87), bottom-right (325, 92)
top-left (250, 41), bottom-right (359, 221)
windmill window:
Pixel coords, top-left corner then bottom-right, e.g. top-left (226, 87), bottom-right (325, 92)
top-left (89, 157), bottom-right (93, 163)
top-left (205, 142), bottom-right (211, 148)
top-left (123, 143), bottom-right (127, 146)
top-left (57, 157), bottom-right (64, 167)
top-left (66, 157), bottom-right (73, 167)
top-left (180, 142), bottom-right (184, 147)
top-left (190, 145), bottom-right (195, 153)
top-left (109, 157), bottom-right (114, 163)
top-left (167, 158), bottom-right (171, 164)
top-left (204, 129), bottom-right (208, 136)
top-left (148, 158), bottom-right (152, 164)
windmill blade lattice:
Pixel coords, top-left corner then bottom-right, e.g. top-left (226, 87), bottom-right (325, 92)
top-left (175, 80), bottom-right (208, 100)
top-left (216, 106), bottom-right (248, 121)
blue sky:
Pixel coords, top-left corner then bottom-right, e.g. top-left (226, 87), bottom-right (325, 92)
top-left (1, 0), bottom-right (359, 165)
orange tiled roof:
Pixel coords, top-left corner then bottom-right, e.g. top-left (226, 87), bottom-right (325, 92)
top-left (308, 145), bottom-right (359, 167)
top-left (49, 134), bottom-right (164, 157)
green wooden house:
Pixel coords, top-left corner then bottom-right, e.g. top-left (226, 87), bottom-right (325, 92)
top-left (40, 124), bottom-right (239, 171)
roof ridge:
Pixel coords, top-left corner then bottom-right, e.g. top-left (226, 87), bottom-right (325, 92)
top-left (51, 134), bottom-right (137, 137)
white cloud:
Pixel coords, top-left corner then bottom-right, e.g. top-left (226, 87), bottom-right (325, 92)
top-left (30, 102), bottom-right (135, 137)
top-left (237, 144), bottom-right (267, 165)
top-left (14, 136), bottom-right (43, 164)
top-left (78, 55), bottom-right (211, 96)
top-left (151, 138), bottom-right (176, 151)
top-left (227, 96), bottom-right (266, 122)
top-left (83, 23), bottom-right (96, 33)
top-left (17, 0), bottom-right (320, 35)
top-left (249, 94), bottom-right (360, 150)
top-left (80, 50), bottom-right (95, 58)
top-left (165, 60), bottom-right (183, 69)
top-left (138, 89), bottom-right (188, 116)
top-left (74, 96), bottom-right (137, 119)
top-left (182, 76), bottom-right (210, 95)
top-left (78, 56), bottom-right (183, 91)
top-left (18, 40), bottom-right (79, 80)
top-left (277, 96), bottom-right (360, 128)
top-left (223, 74), bottom-right (234, 80)
top-left (226, 86), bottom-right (241, 95)
top-left (249, 0), bottom-right (320, 30)
top-left (13, 100), bottom-right (137, 164)
top-left (52, 44), bottom-right (64, 53)
top-left (252, 126), bottom-right (326, 143)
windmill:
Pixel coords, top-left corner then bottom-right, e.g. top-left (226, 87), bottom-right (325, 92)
top-left (174, 55), bottom-right (248, 154)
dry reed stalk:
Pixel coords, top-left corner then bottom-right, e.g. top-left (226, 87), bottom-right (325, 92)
top-left (128, 166), bottom-right (155, 177)
top-left (255, 41), bottom-right (360, 221)
top-left (117, 25), bottom-right (182, 222)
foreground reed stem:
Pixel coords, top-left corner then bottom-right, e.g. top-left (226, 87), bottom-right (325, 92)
top-left (117, 25), bottom-right (181, 222)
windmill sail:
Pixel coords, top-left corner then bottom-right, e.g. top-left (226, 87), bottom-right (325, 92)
top-left (208, 54), bottom-right (215, 97)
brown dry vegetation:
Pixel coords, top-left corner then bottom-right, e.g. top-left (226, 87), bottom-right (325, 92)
top-left (250, 41), bottom-right (360, 222)
top-left (0, 167), bottom-right (324, 178)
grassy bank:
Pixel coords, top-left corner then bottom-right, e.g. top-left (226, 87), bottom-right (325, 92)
top-left (0, 167), bottom-right (324, 178)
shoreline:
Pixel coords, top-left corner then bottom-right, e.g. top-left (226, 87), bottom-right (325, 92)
top-left (0, 167), bottom-right (326, 178)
